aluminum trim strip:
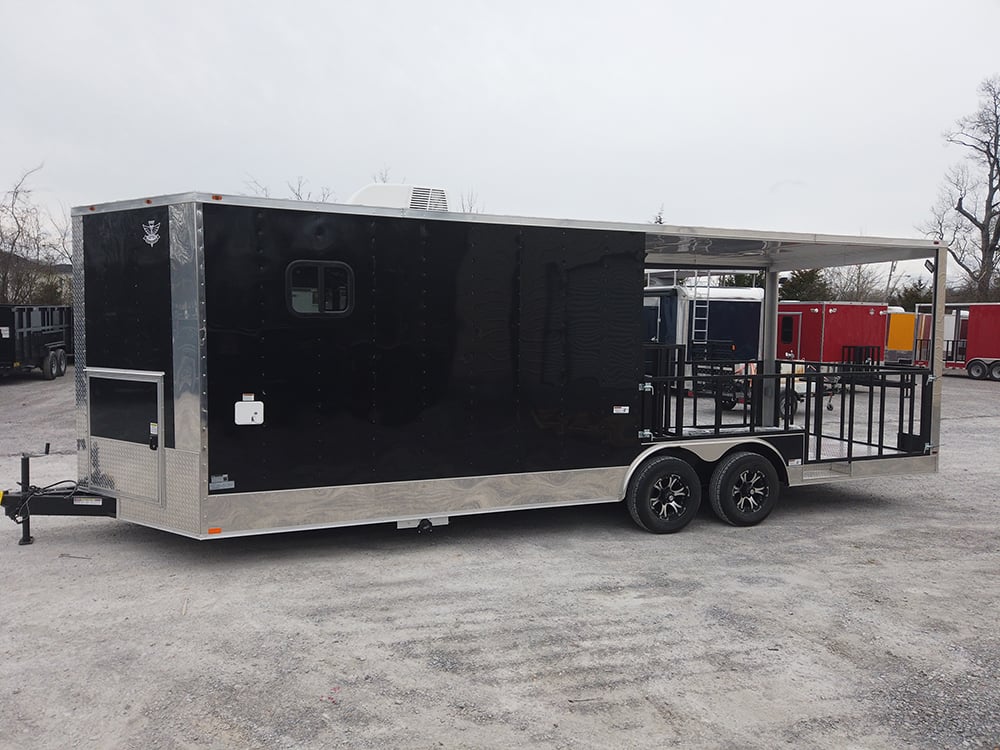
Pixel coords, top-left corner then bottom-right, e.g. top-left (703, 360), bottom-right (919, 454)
top-left (169, 203), bottom-right (203, 454)
top-left (203, 466), bottom-right (629, 535)
top-left (197, 496), bottom-right (619, 540)
top-left (84, 367), bottom-right (165, 381)
top-left (791, 453), bottom-right (937, 486)
top-left (70, 193), bottom-right (939, 253)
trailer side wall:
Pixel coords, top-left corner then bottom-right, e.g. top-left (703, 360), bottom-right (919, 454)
top-left (967, 305), bottom-right (1000, 360)
top-left (202, 204), bottom-right (645, 496)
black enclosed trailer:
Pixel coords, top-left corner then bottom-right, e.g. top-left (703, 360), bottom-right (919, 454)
top-left (0, 304), bottom-right (73, 379)
top-left (1, 191), bottom-right (948, 540)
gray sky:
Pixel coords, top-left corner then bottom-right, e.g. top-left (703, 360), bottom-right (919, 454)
top-left (3, 0), bottom-right (998, 245)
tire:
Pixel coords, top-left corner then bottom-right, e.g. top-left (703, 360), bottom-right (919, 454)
top-left (717, 395), bottom-right (738, 411)
top-left (967, 360), bottom-right (988, 380)
top-left (41, 351), bottom-right (57, 380)
top-left (55, 349), bottom-right (67, 377)
top-left (626, 455), bottom-right (702, 534)
top-left (778, 389), bottom-right (799, 421)
top-left (989, 362), bottom-right (1000, 382)
top-left (708, 451), bottom-right (780, 527)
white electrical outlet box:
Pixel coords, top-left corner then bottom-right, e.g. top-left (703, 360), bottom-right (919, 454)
top-left (234, 401), bottom-right (264, 425)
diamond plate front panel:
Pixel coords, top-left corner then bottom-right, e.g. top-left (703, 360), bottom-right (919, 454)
top-left (89, 437), bottom-right (160, 502)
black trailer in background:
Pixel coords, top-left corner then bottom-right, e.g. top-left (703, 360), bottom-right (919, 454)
top-left (0, 191), bottom-right (949, 542)
top-left (0, 305), bottom-right (73, 379)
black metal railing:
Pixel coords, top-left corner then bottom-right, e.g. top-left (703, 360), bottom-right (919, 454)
top-left (640, 346), bottom-right (932, 464)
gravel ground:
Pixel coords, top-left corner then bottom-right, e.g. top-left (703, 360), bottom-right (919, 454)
top-left (0, 368), bottom-right (998, 749)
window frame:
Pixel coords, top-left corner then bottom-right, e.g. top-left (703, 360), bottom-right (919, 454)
top-left (285, 260), bottom-right (355, 318)
top-left (780, 315), bottom-right (794, 344)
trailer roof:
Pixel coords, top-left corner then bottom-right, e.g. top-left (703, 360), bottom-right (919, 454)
top-left (73, 191), bottom-right (943, 272)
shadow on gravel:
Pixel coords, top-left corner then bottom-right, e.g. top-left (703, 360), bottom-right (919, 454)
top-left (3, 479), bottom-right (902, 565)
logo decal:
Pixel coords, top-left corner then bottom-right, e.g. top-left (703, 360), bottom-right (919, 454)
top-left (142, 220), bottom-right (161, 247)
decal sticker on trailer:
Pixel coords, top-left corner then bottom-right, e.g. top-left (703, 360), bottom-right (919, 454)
top-left (141, 220), bottom-right (161, 247)
top-left (209, 474), bottom-right (236, 491)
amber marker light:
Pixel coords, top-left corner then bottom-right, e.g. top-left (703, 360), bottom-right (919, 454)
top-left (211, 195), bottom-right (223, 201)
top-left (207, 527), bottom-right (222, 535)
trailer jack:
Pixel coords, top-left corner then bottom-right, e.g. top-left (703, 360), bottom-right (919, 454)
top-left (1, 453), bottom-right (116, 545)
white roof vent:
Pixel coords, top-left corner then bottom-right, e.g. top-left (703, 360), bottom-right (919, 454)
top-left (347, 183), bottom-right (449, 211)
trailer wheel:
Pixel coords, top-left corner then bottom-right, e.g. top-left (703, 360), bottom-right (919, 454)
top-left (55, 349), bottom-right (68, 377)
top-left (989, 362), bottom-right (1000, 381)
top-left (708, 451), bottom-right (779, 527)
top-left (778, 389), bottom-right (799, 421)
top-left (717, 395), bottom-right (738, 411)
top-left (41, 352), bottom-right (57, 380)
top-left (967, 360), bottom-right (988, 380)
top-left (626, 455), bottom-right (702, 534)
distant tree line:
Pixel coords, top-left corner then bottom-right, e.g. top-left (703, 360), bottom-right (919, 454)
top-left (716, 268), bottom-right (933, 310)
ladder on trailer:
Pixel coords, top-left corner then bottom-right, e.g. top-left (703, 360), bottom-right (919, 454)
top-left (691, 270), bottom-right (711, 346)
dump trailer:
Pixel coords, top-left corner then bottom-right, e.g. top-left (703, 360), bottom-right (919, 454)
top-left (1, 190), bottom-right (947, 543)
top-left (916, 302), bottom-right (1000, 379)
top-left (0, 305), bottom-right (73, 379)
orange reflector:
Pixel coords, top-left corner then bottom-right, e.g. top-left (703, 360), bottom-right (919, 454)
top-left (211, 195), bottom-right (223, 201)
top-left (88, 206), bottom-right (96, 211)
top-left (207, 527), bottom-right (222, 535)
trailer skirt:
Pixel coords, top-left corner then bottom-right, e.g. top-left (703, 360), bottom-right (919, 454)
top-left (200, 466), bottom-right (628, 538)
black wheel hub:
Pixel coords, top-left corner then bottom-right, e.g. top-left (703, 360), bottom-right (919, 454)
top-left (649, 474), bottom-right (689, 520)
top-left (732, 469), bottom-right (767, 513)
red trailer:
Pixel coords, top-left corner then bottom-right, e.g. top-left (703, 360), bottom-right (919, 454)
top-left (917, 303), bottom-right (1000, 379)
top-left (777, 302), bottom-right (888, 363)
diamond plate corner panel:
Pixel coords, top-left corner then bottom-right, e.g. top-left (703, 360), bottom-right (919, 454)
top-left (117, 449), bottom-right (202, 535)
top-left (72, 214), bottom-right (89, 485)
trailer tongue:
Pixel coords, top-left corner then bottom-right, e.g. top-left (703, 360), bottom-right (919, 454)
top-left (0, 190), bottom-right (948, 543)
top-left (2, 450), bottom-right (115, 545)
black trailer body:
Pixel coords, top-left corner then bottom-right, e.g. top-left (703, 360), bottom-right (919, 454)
top-left (0, 305), bottom-right (73, 379)
top-left (1, 192), bottom-right (949, 540)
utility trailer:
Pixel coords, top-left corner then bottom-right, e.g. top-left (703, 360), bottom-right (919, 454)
top-left (1, 191), bottom-right (947, 542)
top-left (0, 305), bottom-right (73, 380)
top-left (916, 302), bottom-right (1000, 379)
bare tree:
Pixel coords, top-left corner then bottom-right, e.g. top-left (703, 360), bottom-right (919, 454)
top-left (286, 176), bottom-right (332, 202)
top-left (244, 176), bottom-right (271, 198)
top-left (922, 75), bottom-right (1000, 301)
top-left (244, 175), bottom-right (332, 202)
top-left (826, 264), bottom-right (895, 302)
top-left (651, 205), bottom-right (665, 224)
top-left (0, 166), bottom-right (64, 304)
top-left (460, 189), bottom-right (484, 213)
top-left (372, 166), bottom-right (392, 184)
